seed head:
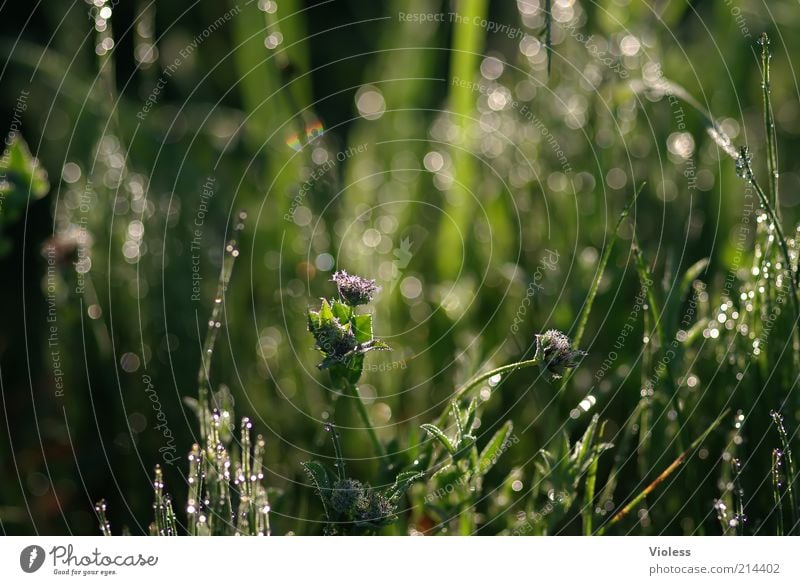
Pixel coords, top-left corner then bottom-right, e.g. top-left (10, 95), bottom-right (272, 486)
top-left (355, 490), bottom-right (394, 525)
top-left (331, 270), bottom-right (380, 306)
top-left (313, 320), bottom-right (357, 358)
top-left (330, 478), bottom-right (365, 514)
top-left (534, 329), bottom-right (586, 380)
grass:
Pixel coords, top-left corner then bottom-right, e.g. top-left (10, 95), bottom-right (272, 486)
top-left (2, 2), bottom-right (800, 537)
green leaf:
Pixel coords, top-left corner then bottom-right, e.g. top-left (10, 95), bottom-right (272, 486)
top-left (477, 421), bottom-right (514, 476)
top-left (450, 400), bottom-right (464, 442)
top-left (463, 399), bottom-right (478, 434)
top-left (421, 424), bottom-right (456, 455)
top-left (431, 463), bottom-right (454, 481)
top-left (307, 308), bottom-right (320, 329)
top-left (464, 398), bottom-right (478, 434)
top-left (386, 470), bottom-right (424, 503)
top-left (367, 339), bottom-right (390, 350)
top-left (331, 299), bottom-right (352, 323)
top-left (453, 434), bottom-right (476, 462)
top-left (0, 134), bottom-right (49, 201)
top-left (301, 461), bottom-right (332, 518)
top-left (666, 258), bottom-right (708, 339)
top-left (319, 298), bottom-right (335, 325)
top-left (572, 414), bottom-right (599, 470)
top-left (352, 313), bottom-right (373, 344)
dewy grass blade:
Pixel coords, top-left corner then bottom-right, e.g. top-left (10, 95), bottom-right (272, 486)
top-left (197, 212), bottom-right (246, 437)
top-left (771, 411), bottom-right (798, 532)
top-left (772, 448), bottom-right (785, 536)
top-left (573, 183), bottom-right (645, 348)
top-left (598, 409), bottom-right (729, 534)
top-left (759, 33), bottom-right (780, 217)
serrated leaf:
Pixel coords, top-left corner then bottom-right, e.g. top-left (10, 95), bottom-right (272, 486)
top-left (352, 313), bottom-right (373, 344)
top-left (477, 421), bottom-right (514, 476)
top-left (307, 309), bottom-right (320, 332)
top-left (421, 423), bottom-right (456, 455)
top-left (319, 298), bottom-right (334, 325)
top-left (331, 299), bottom-right (352, 323)
top-left (301, 461), bottom-right (332, 518)
top-left (365, 339), bottom-right (390, 350)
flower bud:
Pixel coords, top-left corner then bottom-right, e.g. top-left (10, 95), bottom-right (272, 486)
top-left (534, 329), bottom-right (586, 380)
top-left (331, 270), bottom-right (380, 306)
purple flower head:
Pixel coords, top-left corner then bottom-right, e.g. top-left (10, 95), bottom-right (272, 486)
top-left (331, 270), bottom-right (380, 306)
top-left (534, 329), bottom-right (587, 380)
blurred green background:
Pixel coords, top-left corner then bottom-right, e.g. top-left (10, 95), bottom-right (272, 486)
top-left (2, 0), bottom-right (800, 535)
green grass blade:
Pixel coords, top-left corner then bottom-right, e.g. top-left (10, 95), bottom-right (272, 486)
top-left (477, 421), bottom-right (514, 476)
top-left (759, 33), bottom-right (780, 216)
top-left (772, 448), bottom-right (785, 536)
top-left (436, 0), bottom-right (489, 279)
top-left (599, 409), bottom-right (729, 533)
top-left (573, 183), bottom-right (645, 348)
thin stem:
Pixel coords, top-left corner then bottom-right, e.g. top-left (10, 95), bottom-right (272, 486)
top-left (197, 212), bottom-right (246, 437)
top-left (574, 183), bottom-right (645, 348)
top-left (760, 33), bottom-right (780, 218)
top-left (741, 157), bottom-right (799, 302)
top-left (343, 381), bottom-right (388, 464)
top-left (772, 448), bottom-right (785, 536)
top-left (771, 411), bottom-right (798, 532)
top-left (597, 409), bottom-right (729, 534)
top-left (732, 458), bottom-right (746, 536)
top-left (439, 358), bottom-right (539, 432)
top-left (422, 358), bottom-right (540, 470)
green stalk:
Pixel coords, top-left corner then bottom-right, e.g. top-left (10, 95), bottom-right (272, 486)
top-left (197, 213), bottom-right (246, 437)
top-left (732, 458), bottom-right (746, 536)
top-left (739, 155), bottom-right (799, 300)
top-left (760, 33), bottom-right (780, 217)
top-left (436, 0), bottom-right (489, 279)
top-left (632, 237), bottom-right (689, 456)
top-left (573, 184), bottom-right (645, 348)
top-left (422, 358), bottom-right (539, 470)
top-left (598, 409), bottom-right (729, 534)
top-left (344, 381), bottom-right (388, 464)
top-left (772, 448), bottom-right (785, 536)
top-left (436, 358), bottom-right (540, 431)
top-left (95, 500), bottom-right (112, 536)
top-left (582, 445), bottom-right (601, 535)
top-left (771, 411), bottom-right (798, 532)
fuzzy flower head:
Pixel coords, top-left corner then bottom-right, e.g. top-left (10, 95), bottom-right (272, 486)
top-left (331, 270), bottom-right (380, 306)
top-left (330, 478), bottom-right (365, 515)
top-left (312, 319), bottom-right (357, 358)
top-left (307, 298), bottom-right (389, 376)
top-left (355, 490), bottom-right (394, 527)
top-left (534, 329), bottom-right (586, 380)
